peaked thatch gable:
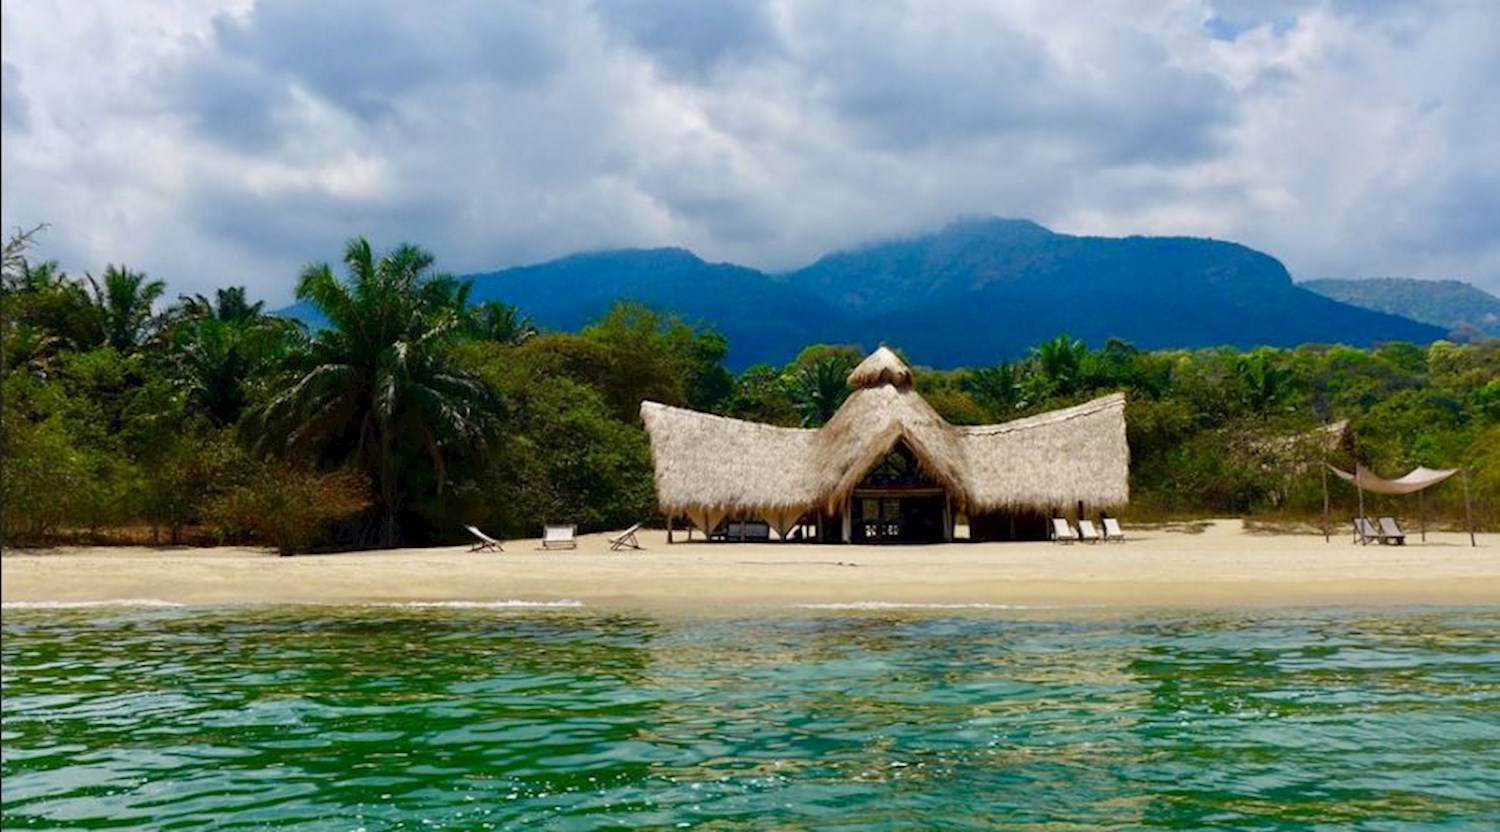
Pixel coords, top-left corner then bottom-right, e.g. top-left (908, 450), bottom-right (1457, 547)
top-left (847, 346), bottom-right (914, 390)
top-left (813, 383), bottom-right (967, 512)
top-left (640, 348), bottom-right (1129, 532)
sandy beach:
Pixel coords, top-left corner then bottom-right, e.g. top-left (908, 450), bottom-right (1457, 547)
top-left (3, 519), bottom-right (1496, 611)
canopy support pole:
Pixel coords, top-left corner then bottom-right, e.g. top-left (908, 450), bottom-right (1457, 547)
top-left (1463, 468), bottom-right (1475, 548)
top-left (1321, 463), bottom-right (1330, 543)
top-left (667, 513), bottom-right (674, 544)
top-left (1356, 477), bottom-right (1366, 544)
top-left (1419, 489), bottom-right (1427, 542)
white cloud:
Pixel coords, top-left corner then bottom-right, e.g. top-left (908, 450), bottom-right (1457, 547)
top-left (2, 0), bottom-right (1496, 306)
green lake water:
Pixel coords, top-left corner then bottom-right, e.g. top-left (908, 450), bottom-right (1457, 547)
top-left (2, 604), bottom-right (1497, 830)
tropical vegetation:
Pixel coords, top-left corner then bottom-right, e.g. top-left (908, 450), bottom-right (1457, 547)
top-left (3, 228), bottom-right (1496, 552)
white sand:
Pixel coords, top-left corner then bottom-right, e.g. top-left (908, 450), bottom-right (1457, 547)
top-left (4, 520), bottom-right (1496, 611)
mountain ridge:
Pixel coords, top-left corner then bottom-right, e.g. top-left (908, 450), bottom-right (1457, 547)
top-left (277, 218), bottom-right (1448, 369)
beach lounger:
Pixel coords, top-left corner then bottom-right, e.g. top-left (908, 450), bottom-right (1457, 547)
top-left (465, 525), bottom-right (504, 552)
top-left (1077, 519), bottom-right (1102, 543)
top-left (540, 524), bottom-right (578, 550)
top-left (1101, 517), bottom-right (1126, 542)
top-left (1378, 516), bottom-right (1407, 545)
top-left (1353, 517), bottom-right (1381, 545)
top-left (1051, 518), bottom-right (1077, 544)
top-left (608, 522), bottom-right (643, 551)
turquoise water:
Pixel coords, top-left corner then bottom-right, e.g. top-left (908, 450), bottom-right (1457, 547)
top-left (2, 605), bottom-right (1498, 830)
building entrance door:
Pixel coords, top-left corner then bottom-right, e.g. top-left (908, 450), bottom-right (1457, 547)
top-left (853, 492), bottom-right (945, 543)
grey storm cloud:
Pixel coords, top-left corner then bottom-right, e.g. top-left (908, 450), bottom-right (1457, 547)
top-left (1, 0), bottom-right (1498, 303)
top-left (802, 14), bottom-right (1233, 161)
top-left (593, 0), bottom-right (783, 81)
top-left (185, 0), bottom-right (568, 127)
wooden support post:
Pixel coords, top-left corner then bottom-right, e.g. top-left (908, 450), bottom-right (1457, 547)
top-left (1357, 478), bottom-right (1366, 544)
top-left (667, 513), bottom-right (674, 544)
top-left (1419, 489), bottom-right (1426, 542)
top-left (1463, 468), bottom-right (1476, 548)
top-left (1322, 463), bottom-right (1330, 543)
top-left (842, 498), bottom-right (852, 544)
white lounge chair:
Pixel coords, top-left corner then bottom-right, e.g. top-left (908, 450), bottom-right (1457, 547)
top-left (1101, 517), bottom-right (1126, 542)
top-left (1378, 516), bottom-right (1407, 546)
top-left (465, 525), bottom-right (504, 552)
top-left (1353, 517), bottom-right (1381, 545)
top-left (540, 524), bottom-right (578, 550)
top-left (1051, 518), bottom-right (1077, 544)
top-left (608, 522), bottom-right (643, 551)
top-left (1077, 519), bottom-right (1102, 543)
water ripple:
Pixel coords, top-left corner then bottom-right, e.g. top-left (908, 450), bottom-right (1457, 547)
top-left (2, 606), bottom-right (1497, 829)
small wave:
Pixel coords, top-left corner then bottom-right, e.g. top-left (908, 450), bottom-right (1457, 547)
top-left (358, 600), bottom-right (586, 609)
top-left (2, 598), bottom-right (185, 610)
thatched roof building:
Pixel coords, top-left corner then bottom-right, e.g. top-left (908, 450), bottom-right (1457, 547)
top-left (641, 347), bottom-right (1129, 543)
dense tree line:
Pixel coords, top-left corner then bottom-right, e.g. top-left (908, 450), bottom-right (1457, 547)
top-left (3, 229), bottom-right (1496, 552)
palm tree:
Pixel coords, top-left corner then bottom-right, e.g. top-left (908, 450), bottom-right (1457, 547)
top-left (784, 346), bottom-right (860, 426)
top-left (1234, 351), bottom-right (1293, 413)
top-left (962, 361), bottom-right (1024, 418)
top-left (158, 286), bottom-right (290, 427)
top-left (85, 265), bottom-right (166, 353)
top-left (1029, 334), bottom-right (1091, 398)
top-left (250, 237), bottom-right (495, 546)
top-left (467, 300), bottom-right (536, 345)
top-left (5, 259), bottom-right (102, 354)
top-left (175, 286), bottom-right (266, 324)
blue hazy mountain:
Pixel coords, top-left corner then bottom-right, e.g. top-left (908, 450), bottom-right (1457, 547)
top-left (277, 218), bottom-right (1447, 369)
top-left (462, 247), bottom-right (839, 366)
top-left (787, 218), bottom-right (1445, 366)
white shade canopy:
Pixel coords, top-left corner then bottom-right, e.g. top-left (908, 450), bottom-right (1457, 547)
top-left (1328, 463), bottom-right (1458, 495)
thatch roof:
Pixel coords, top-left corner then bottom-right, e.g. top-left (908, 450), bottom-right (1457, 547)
top-left (958, 393), bottom-right (1129, 511)
top-left (641, 348), bottom-right (1129, 519)
top-left (848, 346), bottom-right (913, 389)
top-left (639, 404), bottom-right (820, 513)
top-left (814, 382), bottom-right (968, 512)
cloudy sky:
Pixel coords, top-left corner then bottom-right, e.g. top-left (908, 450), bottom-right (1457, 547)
top-left (3, 0), bottom-right (1498, 304)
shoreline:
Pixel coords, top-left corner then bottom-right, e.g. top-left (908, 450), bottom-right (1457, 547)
top-left (4, 520), bottom-right (1497, 612)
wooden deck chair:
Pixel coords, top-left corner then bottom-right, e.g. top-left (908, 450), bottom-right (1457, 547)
top-left (1051, 518), bottom-right (1077, 544)
top-left (1353, 517), bottom-right (1381, 545)
top-left (465, 525), bottom-right (504, 552)
top-left (608, 522), bottom-right (643, 551)
top-left (540, 524), bottom-right (578, 550)
top-left (1101, 517), bottom-right (1126, 542)
top-left (1377, 516), bottom-right (1407, 546)
top-left (1077, 519), bottom-right (1103, 543)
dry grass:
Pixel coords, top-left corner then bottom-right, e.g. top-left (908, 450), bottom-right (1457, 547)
top-left (1132, 520), bottom-right (1213, 535)
top-left (1244, 518), bottom-right (1327, 536)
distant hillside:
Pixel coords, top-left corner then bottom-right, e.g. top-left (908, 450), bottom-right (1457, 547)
top-left (783, 218), bottom-right (1060, 315)
top-left (1300, 277), bottom-right (1500, 339)
top-left (783, 218), bottom-right (1442, 367)
top-left (464, 248), bottom-right (837, 367)
top-left (276, 219), bottom-right (1447, 369)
